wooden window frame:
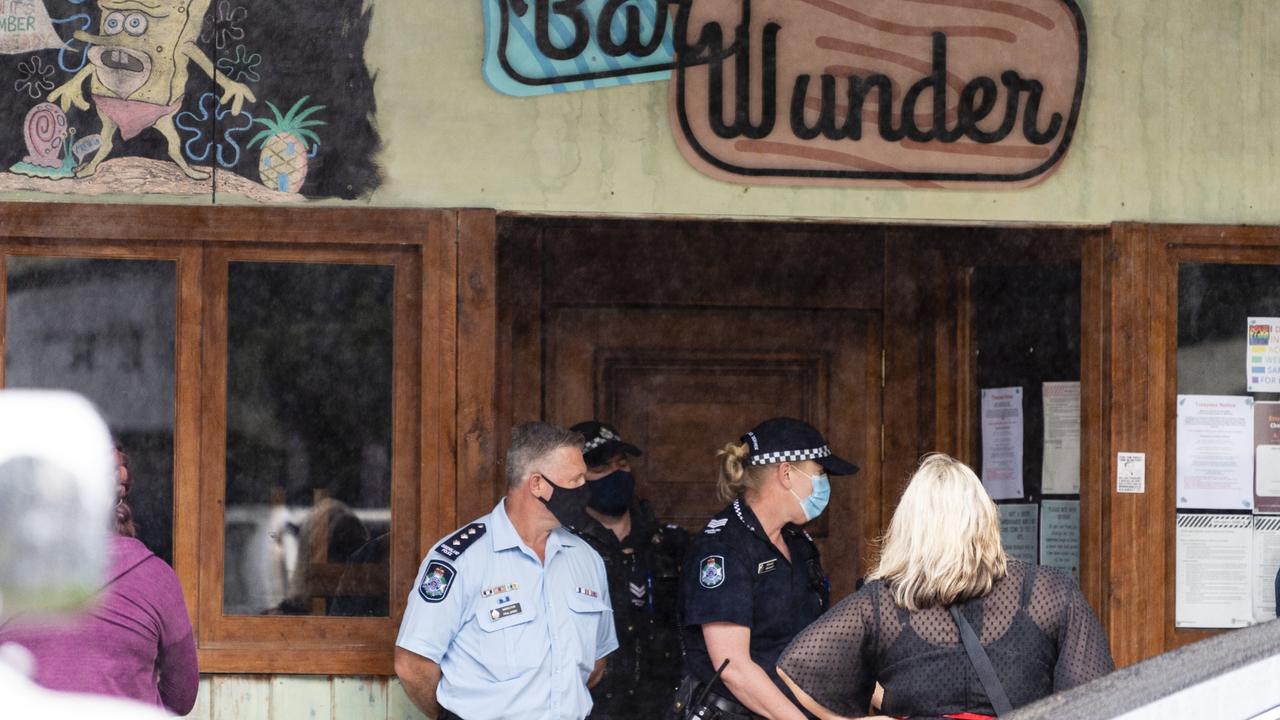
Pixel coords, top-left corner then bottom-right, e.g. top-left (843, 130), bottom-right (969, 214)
top-left (1099, 224), bottom-right (1280, 666)
top-left (0, 202), bottom-right (467, 675)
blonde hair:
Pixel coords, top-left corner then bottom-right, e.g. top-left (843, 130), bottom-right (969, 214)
top-left (716, 441), bottom-right (773, 502)
top-left (868, 453), bottom-right (1007, 611)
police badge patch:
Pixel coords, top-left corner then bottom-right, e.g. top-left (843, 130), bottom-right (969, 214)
top-left (419, 560), bottom-right (456, 603)
top-left (699, 555), bottom-right (725, 589)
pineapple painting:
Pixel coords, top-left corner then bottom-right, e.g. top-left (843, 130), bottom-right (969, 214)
top-left (247, 97), bottom-right (325, 194)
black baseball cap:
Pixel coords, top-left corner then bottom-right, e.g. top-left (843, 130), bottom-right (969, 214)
top-left (570, 421), bottom-right (643, 467)
top-left (740, 417), bottom-right (858, 476)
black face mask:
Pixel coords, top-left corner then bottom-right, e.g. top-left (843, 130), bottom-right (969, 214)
top-left (587, 470), bottom-right (635, 517)
top-left (538, 473), bottom-right (591, 530)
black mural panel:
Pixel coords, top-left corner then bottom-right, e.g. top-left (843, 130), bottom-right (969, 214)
top-left (0, 0), bottom-right (379, 199)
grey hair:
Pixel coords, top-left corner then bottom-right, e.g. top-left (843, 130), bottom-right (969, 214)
top-left (505, 422), bottom-right (584, 489)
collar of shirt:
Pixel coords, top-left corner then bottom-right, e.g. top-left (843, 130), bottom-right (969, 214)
top-left (489, 498), bottom-right (578, 563)
top-left (731, 497), bottom-right (773, 544)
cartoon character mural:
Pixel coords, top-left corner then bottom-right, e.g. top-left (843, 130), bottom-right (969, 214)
top-left (0, 0), bottom-right (380, 200)
top-left (45, 0), bottom-right (255, 179)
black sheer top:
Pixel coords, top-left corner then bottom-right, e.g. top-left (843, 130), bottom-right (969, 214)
top-left (777, 561), bottom-right (1113, 719)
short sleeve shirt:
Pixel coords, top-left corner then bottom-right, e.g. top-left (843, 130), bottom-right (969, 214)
top-left (396, 499), bottom-right (619, 720)
top-left (681, 498), bottom-right (827, 706)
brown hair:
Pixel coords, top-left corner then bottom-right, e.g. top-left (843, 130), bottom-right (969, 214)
top-left (715, 441), bottom-right (773, 502)
top-left (114, 441), bottom-right (137, 538)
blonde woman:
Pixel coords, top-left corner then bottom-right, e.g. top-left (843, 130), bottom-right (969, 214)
top-left (776, 454), bottom-right (1112, 720)
top-left (679, 417), bottom-right (859, 720)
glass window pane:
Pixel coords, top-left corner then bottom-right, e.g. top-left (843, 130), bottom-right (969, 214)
top-left (1178, 263), bottom-right (1280, 398)
top-left (4, 256), bottom-right (177, 564)
top-left (223, 261), bottom-right (394, 617)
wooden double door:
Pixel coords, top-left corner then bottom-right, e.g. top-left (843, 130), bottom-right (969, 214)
top-left (499, 219), bottom-right (885, 599)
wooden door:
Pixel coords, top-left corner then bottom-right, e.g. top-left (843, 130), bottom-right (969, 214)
top-left (500, 218), bottom-right (886, 601)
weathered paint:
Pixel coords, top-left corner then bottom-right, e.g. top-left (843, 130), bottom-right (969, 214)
top-left (181, 676), bottom-right (428, 720)
top-left (2, 1), bottom-right (1280, 225)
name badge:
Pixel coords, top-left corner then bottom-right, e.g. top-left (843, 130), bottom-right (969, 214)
top-left (490, 603), bottom-right (522, 621)
top-left (757, 559), bottom-right (778, 575)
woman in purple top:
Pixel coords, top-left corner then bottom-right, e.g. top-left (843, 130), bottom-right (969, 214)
top-left (0, 444), bottom-right (199, 714)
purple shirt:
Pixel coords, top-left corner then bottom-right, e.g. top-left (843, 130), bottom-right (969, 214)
top-left (0, 536), bottom-right (198, 714)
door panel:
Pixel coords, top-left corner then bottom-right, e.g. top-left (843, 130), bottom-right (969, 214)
top-left (545, 306), bottom-right (882, 600)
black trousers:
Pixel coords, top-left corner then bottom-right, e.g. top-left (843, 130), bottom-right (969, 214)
top-left (437, 708), bottom-right (464, 720)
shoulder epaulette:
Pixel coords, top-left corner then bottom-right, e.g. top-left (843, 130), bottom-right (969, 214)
top-left (435, 523), bottom-right (486, 560)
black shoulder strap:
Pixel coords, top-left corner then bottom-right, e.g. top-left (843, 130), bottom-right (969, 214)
top-left (949, 604), bottom-right (1013, 717)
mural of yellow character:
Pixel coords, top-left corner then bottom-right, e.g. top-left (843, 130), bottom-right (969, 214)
top-left (45, 0), bottom-right (255, 179)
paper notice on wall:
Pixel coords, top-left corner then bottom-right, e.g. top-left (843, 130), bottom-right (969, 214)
top-left (1248, 318), bottom-right (1280, 392)
top-left (0, 0), bottom-right (65, 54)
top-left (1040, 499), bottom-right (1079, 580)
top-left (981, 387), bottom-right (1024, 500)
top-left (998, 503), bottom-right (1038, 565)
top-left (1176, 395), bottom-right (1255, 511)
top-left (1252, 516), bottom-right (1280, 622)
top-left (1255, 402), bottom-right (1280, 513)
top-left (1176, 513), bottom-right (1253, 628)
top-left (1117, 452), bottom-right (1146, 494)
top-left (1042, 382), bottom-right (1081, 494)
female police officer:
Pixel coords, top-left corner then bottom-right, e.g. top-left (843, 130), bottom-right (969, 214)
top-left (679, 417), bottom-right (857, 720)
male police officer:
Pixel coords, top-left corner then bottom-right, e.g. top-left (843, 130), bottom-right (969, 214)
top-left (569, 421), bottom-right (688, 720)
top-left (395, 422), bottom-right (618, 720)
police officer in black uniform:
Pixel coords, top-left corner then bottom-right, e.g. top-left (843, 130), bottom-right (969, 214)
top-left (570, 421), bottom-right (690, 720)
top-left (678, 417), bottom-right (858, 720)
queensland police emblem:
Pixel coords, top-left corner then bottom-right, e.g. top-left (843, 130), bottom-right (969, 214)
top-left (699, 555), bottom-right (725, 589)
top-left (419, 560), bottom-right (456, 603)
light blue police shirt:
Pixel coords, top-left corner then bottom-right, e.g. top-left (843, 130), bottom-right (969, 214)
top-left (396, 499), bottom-right (618, 720)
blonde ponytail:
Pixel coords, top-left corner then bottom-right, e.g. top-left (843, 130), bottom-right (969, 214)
top-left (716, 441), bottom-right (769, 501)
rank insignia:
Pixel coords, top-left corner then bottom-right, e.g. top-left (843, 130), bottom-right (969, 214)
top-left (418, 560), bottom-right (455, 603)
top-left (700, 555), bottom-right (725, 589)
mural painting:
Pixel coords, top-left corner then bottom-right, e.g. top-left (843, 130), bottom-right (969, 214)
top-left (0, 0), bottom-right (379, 200)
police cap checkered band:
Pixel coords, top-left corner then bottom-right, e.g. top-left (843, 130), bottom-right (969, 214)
top-left (739, 417), bottom-right (859, 476)
top-left (747, 445), bottom-right (832, 466)
top-left (582, 426), bottom-right (617, 453)
top-left (570, 421), bottom-right (643, 463)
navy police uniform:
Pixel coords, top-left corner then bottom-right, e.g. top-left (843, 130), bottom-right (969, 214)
top-left (576, 499), bottom-right (688, 719)
top-left (396, 499), bottom-right (618, 720)
top-left (681, 497), bottom-right (829, 711)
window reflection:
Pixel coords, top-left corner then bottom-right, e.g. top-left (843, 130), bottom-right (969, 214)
top-left (4, 256), bottom-right (177, 564)
top-left (222, 261), bottom-right (394, 617)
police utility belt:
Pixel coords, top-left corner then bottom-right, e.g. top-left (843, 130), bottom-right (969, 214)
top-left (672, 660), bottom-right (762, 720)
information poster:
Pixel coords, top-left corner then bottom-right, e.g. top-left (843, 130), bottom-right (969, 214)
top-left (1176, 395), bottom-right (1255, 510)
top-left (998, 503), bottom-right (1038, 565)
top-left (1040, 499), bottom-right (1080, 580)
top-left (1175, 513), bottom-right (1253, 629)
top-left (1248, 318), bottom-right (1280, 392)
top-left (1256, 402), bottom-right (1280, 513)
top-left (1042, 382), bottom-right (1081, 494)
top-left (981, 387), bottom-right (1024, 500)
top-left (1252, 516), bottom-right (1280, 622)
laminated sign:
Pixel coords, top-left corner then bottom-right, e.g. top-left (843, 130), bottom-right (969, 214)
top-left (670, 0), bottom-right (1087, 188)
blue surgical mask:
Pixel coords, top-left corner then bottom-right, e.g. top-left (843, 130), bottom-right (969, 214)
top-left (788, 466), bottom-right (830, 522)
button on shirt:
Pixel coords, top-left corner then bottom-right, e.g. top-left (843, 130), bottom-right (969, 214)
top-left (681, 497), bottom-right (827, 706)
top-left (396, 499), bottom-right (619, 720)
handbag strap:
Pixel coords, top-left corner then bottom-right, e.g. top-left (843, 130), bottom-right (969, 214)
top-left (949, 604), bottom-right (1013, 717)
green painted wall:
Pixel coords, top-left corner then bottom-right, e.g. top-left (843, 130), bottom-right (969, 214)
top-left (366, 0), bottom-right (1280, 223)
top-left (5, 0), bottom-right (1280, 224)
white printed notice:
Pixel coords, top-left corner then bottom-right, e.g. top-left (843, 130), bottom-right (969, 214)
top-left (998, 503), bottom-right (1038, 565)
top-left (1040, 499), bottom-right (1079, 580)
top-left (1175, 513), bottom-right (1252, 629)
top-left (1042, 382), bottom-right (1081, 494)
top-left (1248, 318), bottom-right (1280, 392)
top-left (1252, 516), bottom-right (1280, 622)
top-left (981, 387), bottom-right (1024, 500)
top-left (1176, 395), bottom-right (1255, 510)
